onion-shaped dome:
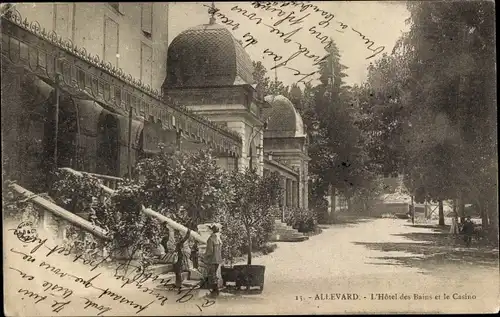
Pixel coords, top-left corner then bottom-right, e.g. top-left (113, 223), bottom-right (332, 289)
top-left (163, 23), bottom-right (254, 89)
top-left (263, 95), bottom-right (306, 137)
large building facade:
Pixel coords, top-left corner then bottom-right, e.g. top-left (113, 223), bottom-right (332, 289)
top-left (1, 3), bottom-right (309, 210)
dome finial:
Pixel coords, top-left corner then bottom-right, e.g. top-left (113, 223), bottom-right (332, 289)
top-left (209, 1), bottom-right (216, 25)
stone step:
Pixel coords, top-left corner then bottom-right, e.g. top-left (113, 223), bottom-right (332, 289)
top-left (275, 229), bottom-right (302, 236)
top-left (272, 232), bottom-right (307, 238)
top-left (270, 235), bottom-right (308, 242)
top-left (275, 226), bottom-right (299, 232)
top-left (276, 229), bottom-right (306, 236)
top-left (275, 233), bottom-right (303, 239)
top-left (275, 227), bottom-right (295, 232)
top-left (182, 279), bottom-right (202, 288)
top-left (189, 268), bottom-right (203, 280)
top-left (274, 224), bottom-right (296, 230)
top-left (274, 222), bottom-right (293, 227)
top-left (152, 271), bottom-right (190, 290)
top-left (121, 264), bottom-right (202, 282)
top-left (272, 218), bottom-right (309, 242)
top-left (146, 263), bottom-right (174, 275)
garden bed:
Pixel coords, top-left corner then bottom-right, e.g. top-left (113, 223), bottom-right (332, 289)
top-left (302, 227), bottom-right (323, 237)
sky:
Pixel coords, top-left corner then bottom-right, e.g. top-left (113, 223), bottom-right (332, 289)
top-left (168, 1), bottom-right (410, 88)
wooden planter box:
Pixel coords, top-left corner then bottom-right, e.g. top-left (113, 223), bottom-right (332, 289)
top-left (221, 266), bottom-right (240, 286)
top-left (233, 264), bottom-right (265, 293)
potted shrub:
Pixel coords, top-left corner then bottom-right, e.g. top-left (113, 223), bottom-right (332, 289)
top-left (213, 211), bottom-right (245, 288)
top-left (229, 169), bottom-right (282, 293)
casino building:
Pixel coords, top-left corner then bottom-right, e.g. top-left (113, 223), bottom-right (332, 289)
top-left (1, 3), bottom-right (309, 210)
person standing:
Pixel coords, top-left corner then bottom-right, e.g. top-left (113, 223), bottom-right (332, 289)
top-left (461, 216), bottom-right (475, 247)
top-left (204, 224), bottom-right (223, 297)
top-left (450, 215), bottom-right (459, 235)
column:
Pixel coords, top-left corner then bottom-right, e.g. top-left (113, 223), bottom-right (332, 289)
top-left (303, 161), bottom-right (309, 209)
top-left (280, 176), bottom-right (287, 208)
top-left (298, 177), bottom-right (304, 208)
top-left (286, 178), bottom-right (292, 207)
top-left (303, 180), bottom-right (309, 209)
top-left (292, 180), bottom-right (298, 207)
top-left (257, 131), bottom-right (264, 176)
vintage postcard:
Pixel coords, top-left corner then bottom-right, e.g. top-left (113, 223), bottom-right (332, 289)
top-left (2, 1), bottom-right (498, 315)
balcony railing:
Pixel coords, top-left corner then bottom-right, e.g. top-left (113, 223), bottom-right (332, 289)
top-left (1, 10), bottom-right (242, 157)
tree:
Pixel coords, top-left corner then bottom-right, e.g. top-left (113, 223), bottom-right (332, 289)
top-left (396, 1), bottom-right (496, 232)
top-left (136, 149), bottom-right (233, 231)
top-left (229, 169), bottom-right (282, 265)
top-left (355, 53), bottom-right (411, 177)
top-left (252, 61), bottom-right (290, 98)
top-left (308, 39), bottom-right (376, 212)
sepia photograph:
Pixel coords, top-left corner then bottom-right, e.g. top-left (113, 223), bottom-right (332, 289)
top-left (2, 1), bottom-right (498, 315)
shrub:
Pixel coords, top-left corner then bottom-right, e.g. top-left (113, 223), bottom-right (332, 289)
top-left (285, 207), bottom-right (317, 233)
top-left (260, 243), bottom-right (277, 255)
top-left (310, 196), bottom-right (329, 224)
top-left (50, 171), bottom-right (166, 264)
top-left (51, 169), bottom-right (103, 214)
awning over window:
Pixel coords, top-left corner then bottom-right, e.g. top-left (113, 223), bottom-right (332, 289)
top-left (12, 74), bottom-right (55, 118)
top-left (143, 120), bottom-right (178, 154)
top-left (116, 115), bottom-right (144, 149)
top-left (32, 76), bottom-right (55, 103)
top-left (72, 98), bottom-right (104, 136)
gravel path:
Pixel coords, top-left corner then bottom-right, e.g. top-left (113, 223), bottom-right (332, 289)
top-left (4, 218), bottom-right (498, 315)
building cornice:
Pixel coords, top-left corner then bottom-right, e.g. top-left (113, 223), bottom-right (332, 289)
top-left (263, 158), bottom-right (299, 178)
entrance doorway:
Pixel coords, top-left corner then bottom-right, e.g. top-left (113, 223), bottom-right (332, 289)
top-left (96, 112), bottom-right (120, 176)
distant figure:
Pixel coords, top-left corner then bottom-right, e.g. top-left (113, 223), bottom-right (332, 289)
top-left (204, 224), bottom-right (223, 297)
top-left (449, 216), bottom-right (459, 235)
top-left (160, 228), bottom-right (171, 254)
top-left (461, 216), bottom-right (475, 247)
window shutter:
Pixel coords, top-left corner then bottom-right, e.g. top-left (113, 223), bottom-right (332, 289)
top-left (140, 43), bottom-right (153, 87)
top-left (104, 17), bottom-right (119, 67)
top-left (54, 4), bottom-right (71, 38)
